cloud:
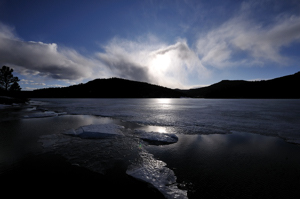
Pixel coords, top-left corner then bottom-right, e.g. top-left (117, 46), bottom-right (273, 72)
top-left (196, 8), bottom-right (300, 68)
top-left (97, 43), bottom-right (151, 83)
top-left (20, 79), bottom-right (45, 86)
top-left (0, 23), bottom-right (99, 81)
top-left (0, 22), bottom-right (209, 88)
top-left (96, 37), bottom-right (209, 88)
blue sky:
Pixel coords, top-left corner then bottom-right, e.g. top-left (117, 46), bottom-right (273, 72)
top-left (0, 0), bottom-right (299, 90)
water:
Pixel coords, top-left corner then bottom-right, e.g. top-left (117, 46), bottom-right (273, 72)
top-left (1, 98), bottom-right (300, 198)
top-left (146, 133), bottom-right (300, 198)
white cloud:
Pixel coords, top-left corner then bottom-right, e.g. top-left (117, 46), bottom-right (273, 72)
top-left (23, 87), bottom-right (37, 91)
top-left (96, 37), bottom-right (209, 88)
top-left (196, 11), bottom-right (300, 68)
top-left (20, 79), bottom-right (45, 85)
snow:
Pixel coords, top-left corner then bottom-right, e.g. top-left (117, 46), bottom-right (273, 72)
top-left (64, 124), bottom-right (124, 139)
top-left (134, 130), bottom-right (178, 144)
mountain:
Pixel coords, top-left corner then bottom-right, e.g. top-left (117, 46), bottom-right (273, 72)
top-left (182, 71), bottom-right (300, 98)
top-left (21, 71), bottom-right (300, 99)
top-left (26, 77), bottom-right (185, 98)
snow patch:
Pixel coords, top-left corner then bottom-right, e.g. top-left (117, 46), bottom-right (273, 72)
top-left (134, 130), bottom-right (178, 145)
top-left (64, 124), bottom-right (124, 139)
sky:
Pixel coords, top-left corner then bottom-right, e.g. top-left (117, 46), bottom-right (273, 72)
top-left (0, 0), bottom-right (300, 90)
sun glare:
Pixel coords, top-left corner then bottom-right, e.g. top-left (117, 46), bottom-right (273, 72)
top-left (157, 98), bottom-right (171, 104)
top-left (150, 54), bottom-right (171, 73)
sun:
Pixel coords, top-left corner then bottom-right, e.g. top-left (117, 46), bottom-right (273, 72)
top-left (150, 54), bottom-right (171, 73)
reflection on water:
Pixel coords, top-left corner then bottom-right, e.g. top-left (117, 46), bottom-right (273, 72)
top-left (146, 132), bottom-right (300, 198)
top-left (156, 98), bottom-right (172, 104)
top-left (136, 125), bottom-right (168, 133)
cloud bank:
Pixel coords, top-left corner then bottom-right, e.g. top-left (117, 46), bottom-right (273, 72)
top-left (0, 23), bottom-right (98, 81)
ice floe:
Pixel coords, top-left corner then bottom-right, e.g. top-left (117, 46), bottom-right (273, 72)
top-left (134, 130), bottom-right (178, 145)
top-left (23, 111), bottom-right (67, 118)
top-left (126, 151), bottom-right (187, 199)
top-left (23, 111), bottom-right (58, 118)
top-left (64, 124), bottom-right (124, 139)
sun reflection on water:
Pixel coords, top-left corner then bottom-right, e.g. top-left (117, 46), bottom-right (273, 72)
top-left (137, 125), bottom-right (168, 133)
top-left (156, 98), bottom-right (172, 104)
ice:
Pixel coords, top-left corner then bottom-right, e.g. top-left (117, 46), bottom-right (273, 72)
top-left (286, 139), bottom-right (300, 145)
top-left (126, 151), bottom-right (187, 199)
top-left (134, 130), bottom-right (178, 145)
top-left (39, 134), bottom-right (71, 148)
top-left (39, 127), bottom-right (142, 175)
top-left (23, 111), bottom-right (58, 118)
top-left (0, 104), bottom-right (11, 109)
top-left (64, 124), bottom-right (124, 139)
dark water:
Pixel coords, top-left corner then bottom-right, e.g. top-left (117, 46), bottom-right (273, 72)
top-left (146, 132), bottom-right (300, 198)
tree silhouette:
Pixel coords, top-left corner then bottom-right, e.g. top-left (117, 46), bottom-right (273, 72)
top-left (9, 81), bottom-right (21, 91)
top-left (0, 66), bottom-right (21, 91)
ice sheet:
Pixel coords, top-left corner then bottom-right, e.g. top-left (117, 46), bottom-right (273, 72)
top-left (64, 124), bottom-right (124, 139)
top-left (34, 98), bottom-right (300, 145)
top-left (134, 130), bottom-right (178, 145)
top-left (31, 99), bottom-right (300, 138)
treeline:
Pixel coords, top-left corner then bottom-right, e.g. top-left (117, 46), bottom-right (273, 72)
top-left (25, 77), bottom-right (185, 98)
top-left (182, 71), bottom-right (300, 98)
top-left (17, 71), bottom-right (300, 99)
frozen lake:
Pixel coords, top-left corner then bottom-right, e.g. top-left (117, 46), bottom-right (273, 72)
top-left (1, 98), bottom-right (300, 198)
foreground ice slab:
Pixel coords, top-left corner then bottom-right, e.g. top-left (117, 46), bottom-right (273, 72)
top-left (64, 124), bottom-right (124, 139)
top-left (134, 130), bottom-right (178, 145)
top-left (126, 151), bottom-right (187, 199)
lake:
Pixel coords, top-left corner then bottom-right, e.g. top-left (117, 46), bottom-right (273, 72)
top-left (1, 99), bottom-right (300, 198)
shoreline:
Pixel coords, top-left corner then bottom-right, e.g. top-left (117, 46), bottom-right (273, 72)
top-left (1, 152), bottom-right (165, 198)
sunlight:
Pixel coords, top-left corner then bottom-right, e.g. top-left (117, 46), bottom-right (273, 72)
top-left (150, 54), bottom-right (171, 73)
top-left (157, 98), bottom-right (171, 104)
top-left (137, 125), bottom-right (168, 133)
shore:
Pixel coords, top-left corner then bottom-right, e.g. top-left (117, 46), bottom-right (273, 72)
top-left (1, 152), bottom-right (165, 198)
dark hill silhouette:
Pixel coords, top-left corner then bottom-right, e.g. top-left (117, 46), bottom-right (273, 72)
top-left (21, 71), bottom-right (300, 99)
top-left (27, 77), bottom-right (185, 98)
top-left (182, 71), bottom-right (300, 98)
